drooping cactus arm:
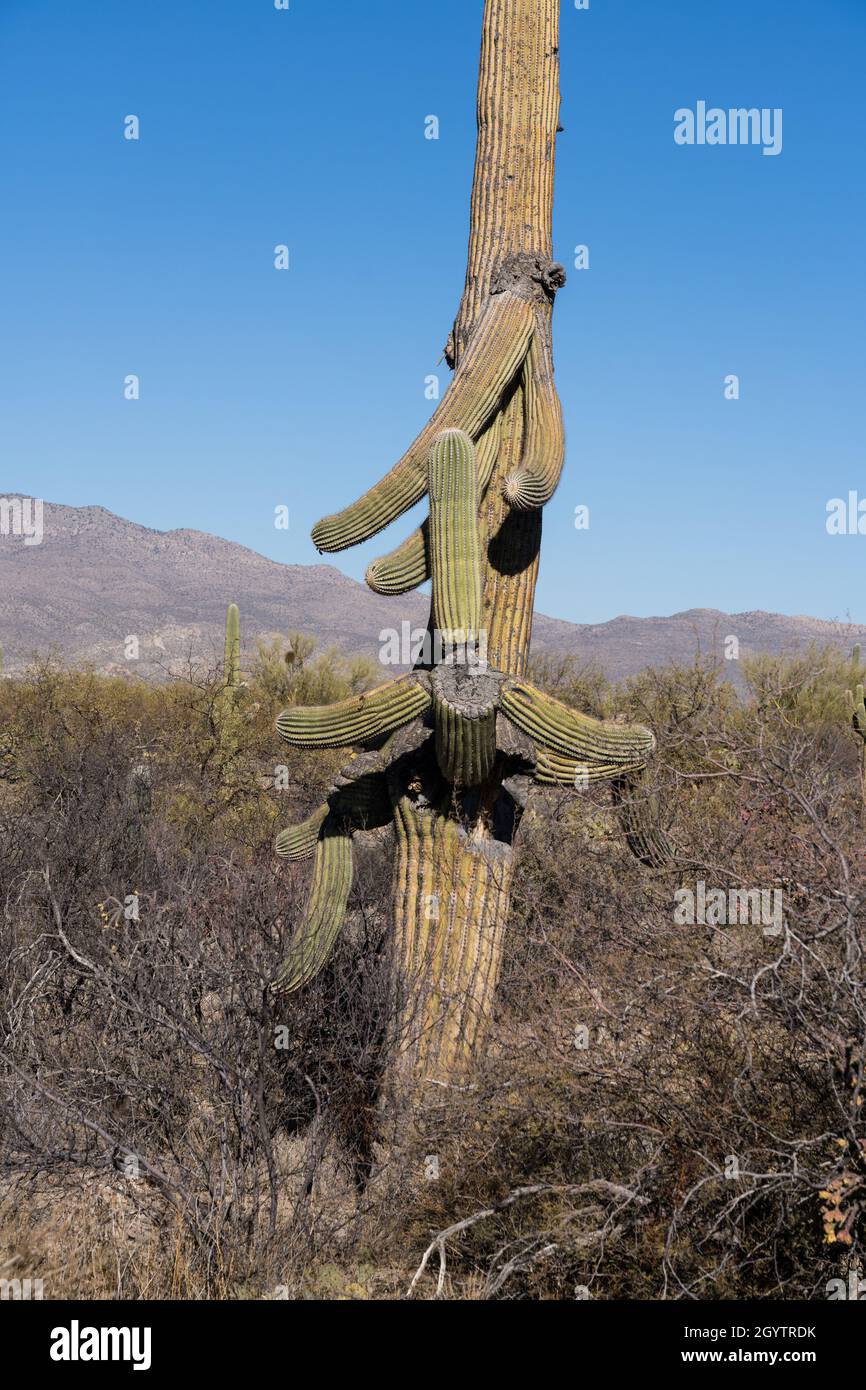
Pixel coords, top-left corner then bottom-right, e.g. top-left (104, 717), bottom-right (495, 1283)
top-left (611, 769), bottom-right (676, 868)
top-left (330, 752), bottom-right (392, 827)
top-left (534, 748), bottom-right (647, 786)
top-left (276, 674), bottom-right (431, 749)
top-left (501, 679), bottom-right (655, 769)
top-left (366, 519), bottom-right (432, 598)
top-left (311, 291), bottom-right (535, 553)
top-left (271, 819), bottom-right (354, 993)
top-left (275, 754), bottom-right (391, 862)
top-left (503, 324), bottom-right (564, 510)
top-left (275, 803), bottom-right (329, 861)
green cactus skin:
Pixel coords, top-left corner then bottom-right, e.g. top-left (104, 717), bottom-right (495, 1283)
top-left (224, 604), bottom-right (241, 688)
top-left (276, 804), bottom-right (329, 860)
top-left (848, 683), bottom-right (866, 740)
top-left (431, 665), bottom-right (499, 786)
top-left (365, 416), bottom-right (503, 597)
top-left (366, 519), bottom-right (432, 597)
top-left (428, 430), bottom-right (483, 646)
top-left (611, 769), bottom-right (675, 868)
top-left (503, 330), bottom-right (565, 510)
top-left (276, 674), bottom-right (431, 750)
top-left (311, 292), bottom-right (535, 553)
top-left (845, 659), bottom-right (866, 808)
top-left (434, 698), bottom-right (497, 787)
top-left (534, 748), bottom-right (644, 786)
top-left (501, 679), bottom-right (655, 769)
top-left (271, 820), bottom-right (353, 993)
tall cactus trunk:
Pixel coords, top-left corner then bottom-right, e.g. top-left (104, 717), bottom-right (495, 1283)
top-left (386, 0), bottom-right (561, 1095)
top-left (273, 0), bottom-right (658, 1127)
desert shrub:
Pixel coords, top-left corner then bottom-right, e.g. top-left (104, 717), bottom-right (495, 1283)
top-left (0, 649), bottom-right (863, 1298)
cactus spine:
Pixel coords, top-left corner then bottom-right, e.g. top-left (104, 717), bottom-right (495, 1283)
top-left (273, 0), bottom-right (665, 1097)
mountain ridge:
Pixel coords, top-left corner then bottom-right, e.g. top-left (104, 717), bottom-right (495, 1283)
top-left (1, 499), bottom-right (862, 682)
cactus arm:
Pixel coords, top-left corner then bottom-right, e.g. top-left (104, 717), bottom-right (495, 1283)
top-left (276, 804), bottom-right (330, 861)
top-left (502, 678), bottom-right (654, 770)
top-left (611, 770), bottom-right (676, 868)
top-left (276, 674), bottom-right (431, 750)
top-left (311, 292), bottom-right (535, 553)
top-left (503, 327), bottom-right (565, 510)
top-left (534, 748), bottom-right (645, 787)
top-left (329, 752), bottom-right (392, 827)
top-left (365, 416), bottom-right (503, 597)
top-left (275, 752), bottom-right (391, 862)
top-left (366, 519), bottom-right (432, 597)
top-left (428, 430), bottom-right (483, 646)
top-left (271, 819), bottom-right (353, 993)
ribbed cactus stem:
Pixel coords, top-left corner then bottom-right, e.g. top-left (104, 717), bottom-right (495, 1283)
top-left (428, 429), bottom-right (483, 646)
top-left (276, 675), bottom-right (430, 749)
top-left (311, 292), bottom-right (534, 553)
top-left (431, 664), bottom-right (499, 786)
top-left (501, 679), bottom-right (655, 769)
top-left (271, 820), bottom-right (354, 993)
top-left (224, 603), bottom-right (241, 688)
top-left (275, 804), bottom-right (329, 861)
top-left (535, 748), bottom-right (644, 787)
top-left (612, 769), bottom-right (675, 868)
top-left (366, 520), bottom-right (431, 597)
top-left (366, 416), bottom-right (503, 596)
top-left (847, 684), bottom-right (866, 740)
top-left (503, 329), bottom-right (565, 510)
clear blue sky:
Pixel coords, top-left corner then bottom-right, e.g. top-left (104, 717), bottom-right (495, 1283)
top-left (1, 0), bottom-right (864, 625)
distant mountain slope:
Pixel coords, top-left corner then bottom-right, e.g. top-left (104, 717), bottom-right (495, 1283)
top-left (1, 499), bottom-right (862, 682)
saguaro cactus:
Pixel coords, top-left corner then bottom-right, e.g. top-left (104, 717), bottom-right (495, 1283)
top-left (845, 644), bottom-right (866, 805)
top-left (223, 603), bottom-right (241, 690)
top-left (273, 0), bottom-right (665, 1096)
top-left (216, 603), bottom-right (244, 765)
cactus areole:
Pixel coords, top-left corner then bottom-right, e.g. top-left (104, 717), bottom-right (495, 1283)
top-left (274, 0), bottom-right (660, 1096)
